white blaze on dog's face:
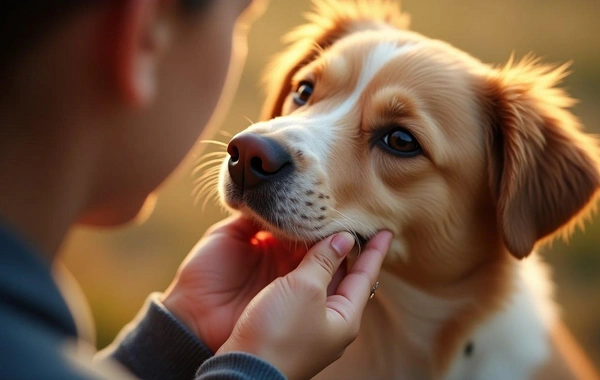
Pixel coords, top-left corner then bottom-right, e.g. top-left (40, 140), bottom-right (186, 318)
top-left (219, 1), bottom-right (600, 286)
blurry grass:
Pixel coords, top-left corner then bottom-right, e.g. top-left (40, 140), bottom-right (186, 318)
top-left (62, 0), bottom-right (600, 367)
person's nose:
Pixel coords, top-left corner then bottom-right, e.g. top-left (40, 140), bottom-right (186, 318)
top-left (227, 133), bottom-right (293, 190)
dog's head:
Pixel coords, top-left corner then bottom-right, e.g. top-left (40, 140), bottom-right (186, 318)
top-left (219, 0), bottom-right (600, 284)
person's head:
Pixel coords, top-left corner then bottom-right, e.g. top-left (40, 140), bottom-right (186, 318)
top-left (0, 0), bottom-right (264, 227)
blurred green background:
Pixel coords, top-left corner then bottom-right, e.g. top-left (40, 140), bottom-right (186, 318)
top-left (61, 0), bottom-right (600, 367)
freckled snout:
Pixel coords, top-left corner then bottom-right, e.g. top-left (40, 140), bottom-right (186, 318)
top-left (227, 133), bottom-right (293, 190)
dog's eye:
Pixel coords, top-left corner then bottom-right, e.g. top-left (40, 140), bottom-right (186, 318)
top-left (293, 82), bottom-right (314, 106)
top-left (381, 128), bottom-right (421, 156)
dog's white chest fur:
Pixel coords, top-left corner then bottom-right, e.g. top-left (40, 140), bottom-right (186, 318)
top-left (315, 254), bottom-right (557, 380)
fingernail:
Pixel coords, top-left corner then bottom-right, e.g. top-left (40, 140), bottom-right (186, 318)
top-left (379, 230), bottom-right (394, 241)
top-left (331, 232), bottom-right (355, 257)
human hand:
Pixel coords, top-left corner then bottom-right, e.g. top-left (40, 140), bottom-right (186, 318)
top-left (161, 215), bottom-right (308, 352)
top-left (217, 230), bottom-right (393, 380)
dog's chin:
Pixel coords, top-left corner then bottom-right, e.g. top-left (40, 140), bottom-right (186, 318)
top-left (229, 204), bottom-right (370, 251)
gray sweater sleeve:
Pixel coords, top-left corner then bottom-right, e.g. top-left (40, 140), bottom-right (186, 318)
top-left (96, 293), bottom-right (286, 380)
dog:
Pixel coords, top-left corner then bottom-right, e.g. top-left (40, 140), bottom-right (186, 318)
top-left (217, 1), bottom-right (600, 378)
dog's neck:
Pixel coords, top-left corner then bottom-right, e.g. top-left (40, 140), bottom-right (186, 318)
top-left (376, 242), bottom-right (517, 374)
top-left (345, 251), bottom-right (554, 380)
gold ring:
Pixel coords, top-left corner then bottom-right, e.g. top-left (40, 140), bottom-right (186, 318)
top-left (369, 281), bottom-right (379, 299)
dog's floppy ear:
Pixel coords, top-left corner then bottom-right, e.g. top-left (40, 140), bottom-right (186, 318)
top-left (484, 56), bottom-right (600, 259)
top-left (261, 0), bottom-right (409, 120)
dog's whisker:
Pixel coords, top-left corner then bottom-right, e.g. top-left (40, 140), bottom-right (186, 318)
top-left (330, 208), bottom-right (377, 239)
top-left (199, 183), bottom-right (219, 203)
top-left (330, 215), bottom-right (363, 255)
top-left (192, 174), bottom-right (220, 197)
top-left (329, 209), bottom-right (356, 232)
top-left (199, 139), bottom-right (228, 148)
top-left (201, 186), bottom-right (221, 213)
top-left (193, 161), bottom-right (225, 176)
top-left (195, 164), bottom-right (223, 176)
top-left (192, 159), bottom-right (226, 176)
top-left (193, 167), bottom-right (221, 185)
top-left (218, 130), bottom-right (233, 138)
top-left (335, 209), bottom-right (375, 236)
top-left (242, 115), bottom-right (255, 125)
top-left (331, 217), bottom-right (359, 245)
top-left (193, 151), bottom-right (228, 165)
top-left (192, 179), bottom-right (219, 197)
top-left (192, 180), bottom-right (220, 202)
top-left (192, 180), bottom-right (216, 203)
top-left (193, 178), bottom-right (220, 206)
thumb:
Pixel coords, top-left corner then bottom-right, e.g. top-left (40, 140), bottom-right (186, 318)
top-left (294, 232), bottom-right (355, 287)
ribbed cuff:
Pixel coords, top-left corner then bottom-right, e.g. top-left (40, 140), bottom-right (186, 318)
top-left (103, 292), bottom-right (213, 380)
top-left (196, 352), bottom-right (286, 380)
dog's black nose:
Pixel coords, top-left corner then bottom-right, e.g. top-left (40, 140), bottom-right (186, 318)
top-left (227, 133), bottom-right (292, 190)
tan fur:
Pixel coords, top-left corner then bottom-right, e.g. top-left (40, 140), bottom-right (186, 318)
top-left (220, 0), bottom-right (600, 378)
top-left (261, 0), bottom-right (409, 120)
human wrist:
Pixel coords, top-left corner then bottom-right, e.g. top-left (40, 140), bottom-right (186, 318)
top-left (217, 336), bottom-right (290, 379)
top-left (99, 293), bottom-right (214, 380)
top-left (197, 351), bottom-right (287, 380)
top-left (160, 289), bottom-right (201, 340)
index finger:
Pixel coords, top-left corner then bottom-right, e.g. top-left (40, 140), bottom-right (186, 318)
top-left (334, 231), bottom-right (392, 310)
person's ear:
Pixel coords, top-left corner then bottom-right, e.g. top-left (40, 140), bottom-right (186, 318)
top-left (109, 1), bottom-right (172, 107)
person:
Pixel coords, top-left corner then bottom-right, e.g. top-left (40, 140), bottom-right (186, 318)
top-left (0, 0), bottom-right (393, 379)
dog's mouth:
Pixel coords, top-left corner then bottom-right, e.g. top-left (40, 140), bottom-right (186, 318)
top-left (222, 173), bottom-right (375, 247)
top-left (351, 232), bottom-right (369, 247)
top-left (240, 203), bottom-right (371, 249)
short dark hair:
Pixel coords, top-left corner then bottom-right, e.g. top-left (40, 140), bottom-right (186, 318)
top-left (0, 2), bottom-right (87, 76)
top-left (0, 0), bottom-right (212, 80)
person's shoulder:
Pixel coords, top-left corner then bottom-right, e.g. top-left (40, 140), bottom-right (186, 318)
top-left (0, 305), bottom-right (91, 380)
